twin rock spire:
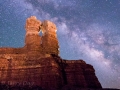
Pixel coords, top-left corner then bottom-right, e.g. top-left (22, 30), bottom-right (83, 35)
top-left (25, 16), bottom-right (59, 55)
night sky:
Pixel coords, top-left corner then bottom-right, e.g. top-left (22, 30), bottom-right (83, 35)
top-left (0, 0), bottom-right (120, 89)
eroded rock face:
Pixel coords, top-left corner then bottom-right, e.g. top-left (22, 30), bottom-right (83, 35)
top-left (25, 16), bottom-right (41, 35)
top-left (25, 16), bottom-right (59, 55)
top-left (0, 16), bottom-right (102, 90)
top-left (61, 60), bottom-right (102, 89)
top-left (41, 20), bottom-right (59, 55)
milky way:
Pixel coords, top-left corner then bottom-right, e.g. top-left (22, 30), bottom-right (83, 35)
top-left (0, 0), bottom-right (120, 89)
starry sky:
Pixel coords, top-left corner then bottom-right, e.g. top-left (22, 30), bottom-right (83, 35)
top-left (0, 0), bottom-right (120, 89)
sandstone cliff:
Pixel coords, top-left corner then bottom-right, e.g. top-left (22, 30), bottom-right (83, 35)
top-left (0, 16), bottom-right (102, 90)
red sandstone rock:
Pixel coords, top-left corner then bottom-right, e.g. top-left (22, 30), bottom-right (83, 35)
top-left (0, 16), bottom-right (102, 90)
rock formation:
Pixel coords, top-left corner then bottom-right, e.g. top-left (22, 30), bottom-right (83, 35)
top-left (0, 16), bottom-right (102, 90)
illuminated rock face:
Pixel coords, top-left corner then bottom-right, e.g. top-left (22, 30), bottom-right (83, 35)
top-left (41, 20), bottom-right (59, 55)
top-left (0, 16), bottom-right (102, 90)
top-left (25, 16), bottom-right (41, 55)
top-left (25, 16), bottom-right (59, 55)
